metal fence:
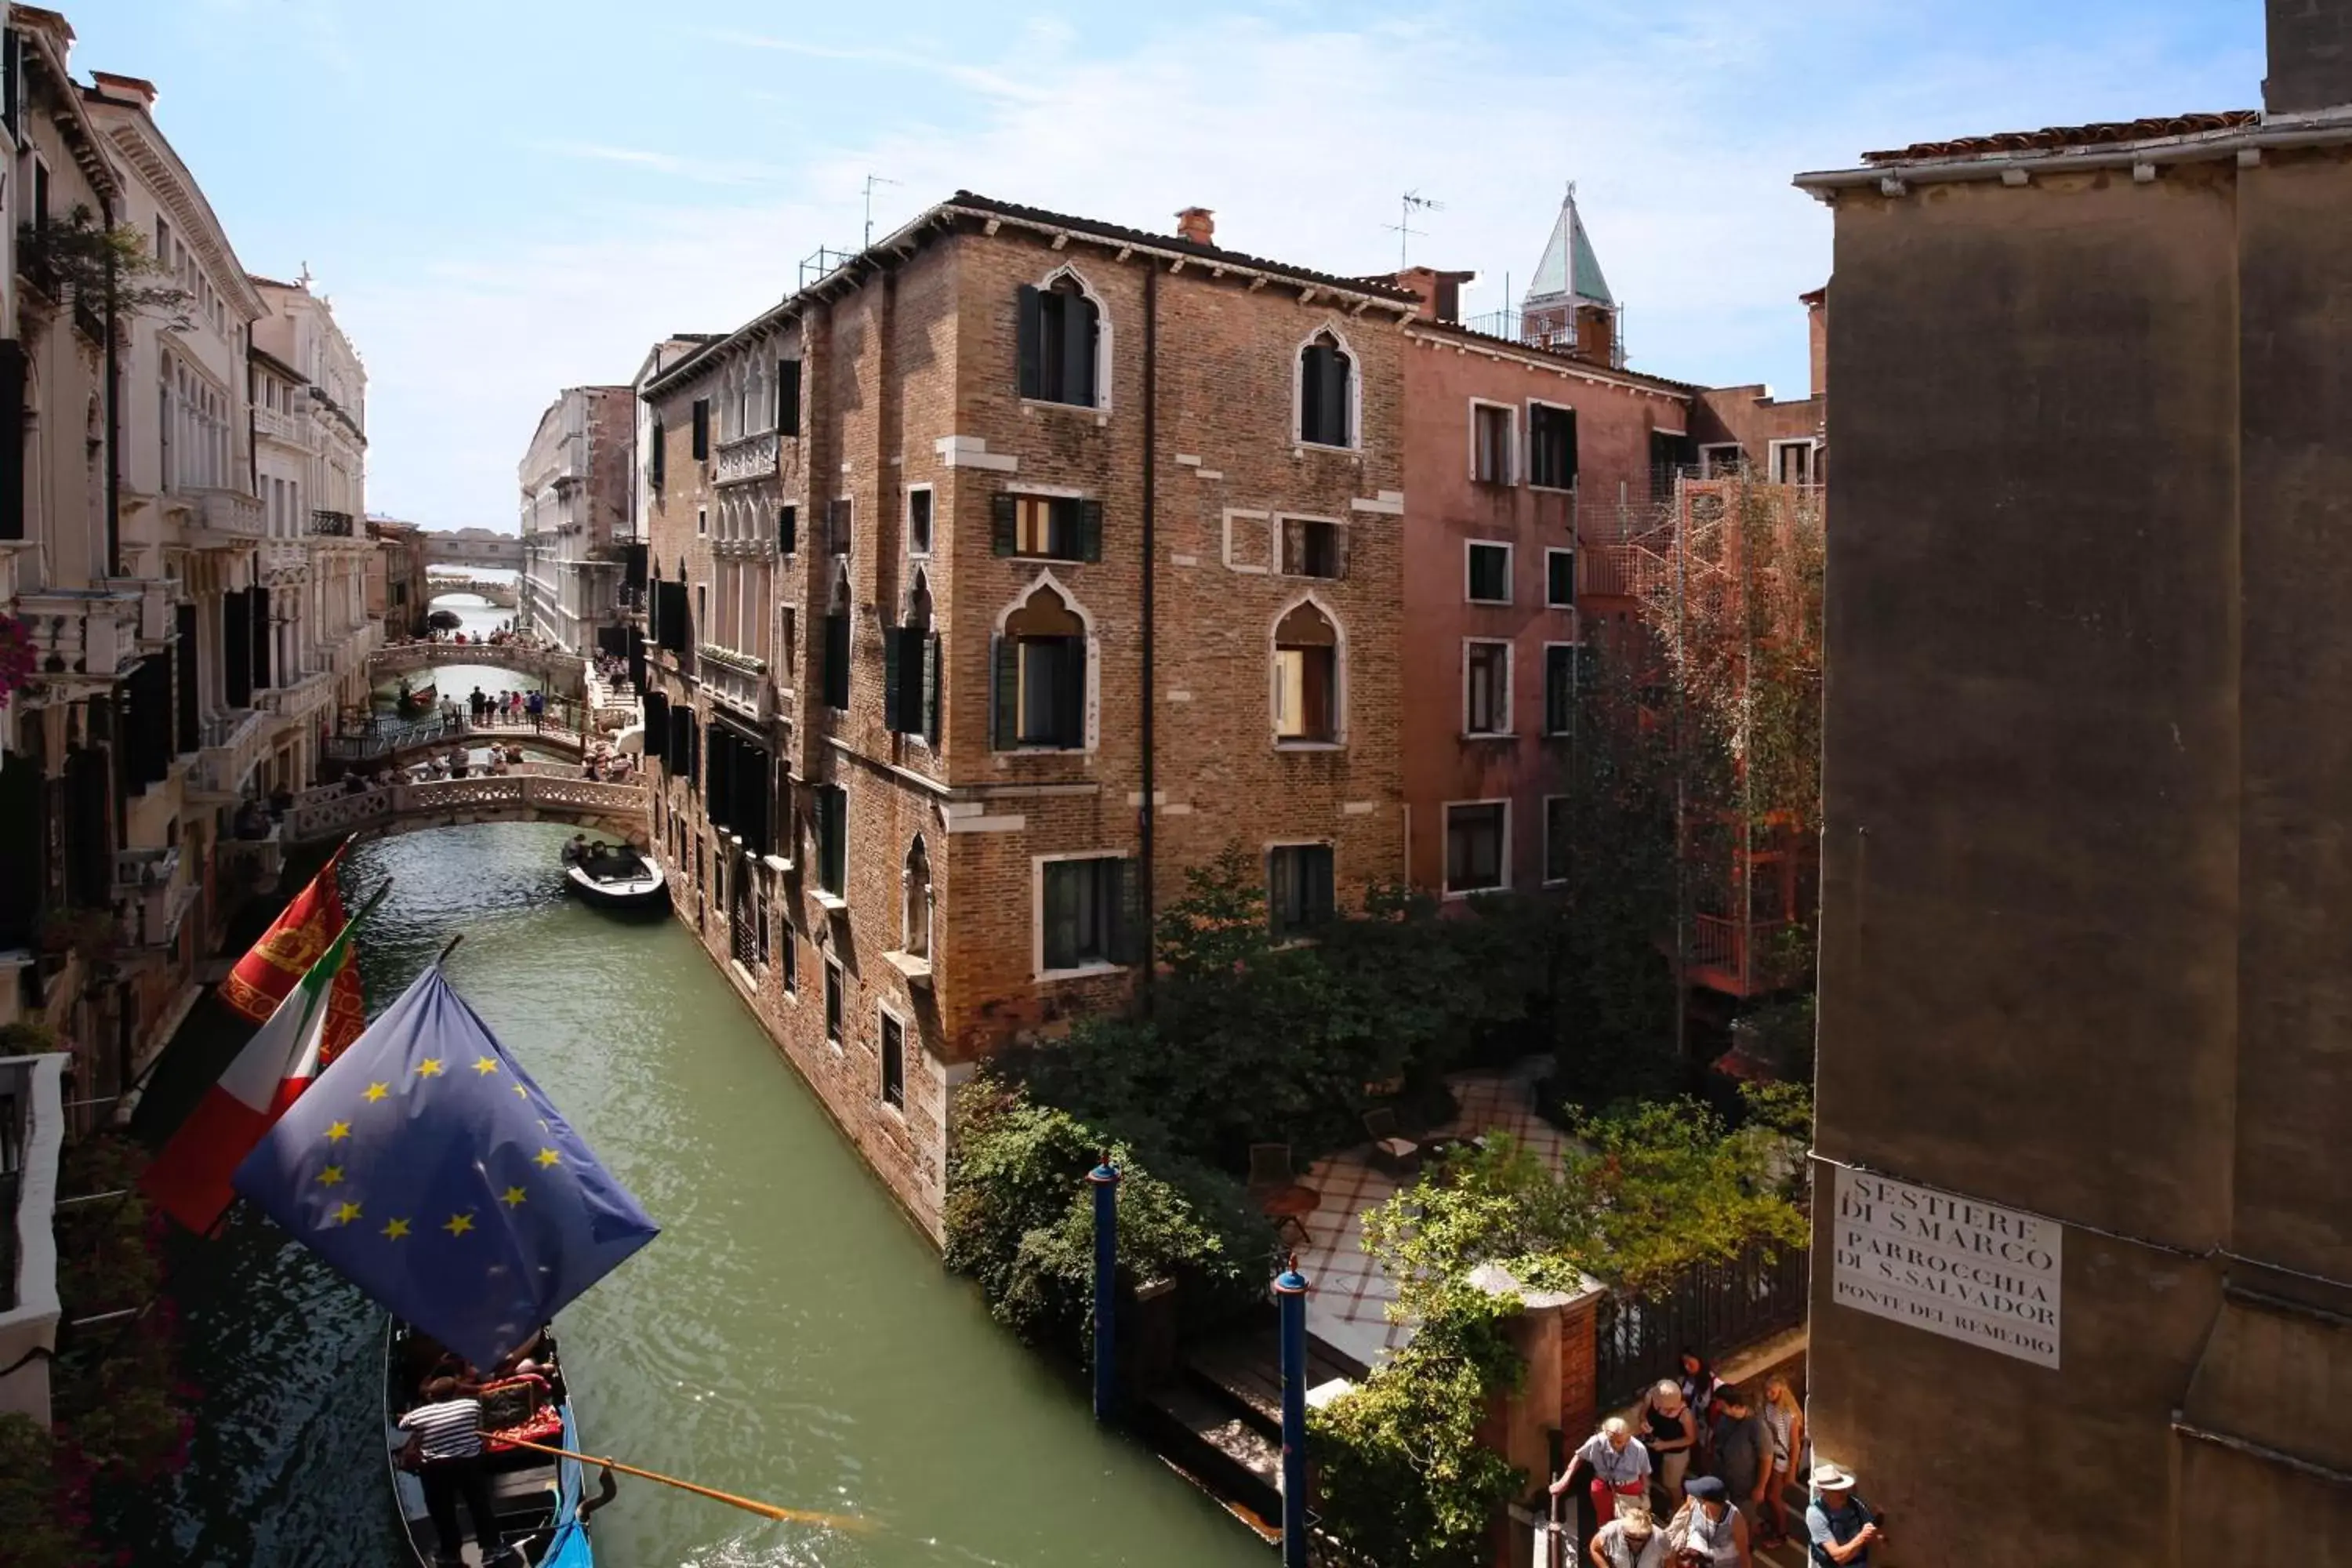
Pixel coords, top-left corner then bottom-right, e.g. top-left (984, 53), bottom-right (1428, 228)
top-left (1593, 1238), bottom-right (1809, 1409)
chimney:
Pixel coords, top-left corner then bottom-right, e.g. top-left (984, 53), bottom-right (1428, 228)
top-left (1175, 207), bottom-right (1216, 247)
top-left (1802, 285), bottom-right (1829, 401)
top-left (1383, 267), bottom-right (1473, 325)
top-left (1573, 302), bottom-right (1616, 366)
top-left (91, 71), bottom-right (160, 112)
top-left (2265, 0), bottom-right (2352, 114)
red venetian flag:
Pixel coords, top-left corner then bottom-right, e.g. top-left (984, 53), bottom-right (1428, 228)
top-left (218, 840), bottom-right (368, 1063)
top-left (143, 908), bottom-right (369, 1234)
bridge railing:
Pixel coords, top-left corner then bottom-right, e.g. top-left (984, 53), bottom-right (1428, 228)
top-left (287, 775), bottom-right (646, 846)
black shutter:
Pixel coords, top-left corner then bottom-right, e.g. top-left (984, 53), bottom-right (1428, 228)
top-left (687, 710), bottom-right (700, 789)
top-left (1320, 348), bottom-right (1349, 445)
top-left (628, 627), bottom-right (647, 693)
top-left (820, 787), bottom-right (846, 895)
top-left (64, 746), bottom-right (111, 908)
top-left (990, 634), bottom-right (1016, 749)
top-left (1309, 845), bottom-right (1335, 925)
top-left (778, 504), bottom-right (797, 554)
top-left (823, 612), bottom-right (850, 710)
top-left (0, 341), bottom-right (24, 540)
top-left (777, 359), bottom-right (800, 436)
top-left (881, 626), bottom-right (904, 732)
top-left (223, 589), bottom-right (252, 708)
top-left (1080, 499), bottom-right (1103, 564)
top-left (125, 656), bottom-right (170, 789)
top-left (251, 585), bottom-right (271, 691)
top-left (1114, 858), bottom-right (1147, 964)
top-left (991, 493), bottom-right (1018, 556)
top-left (647, 572), bottom-right (660, 643)
top-left (1062, 295), bottom-right (1095, 407)
top-left (174, 602), bottom-right (200, 754)
top-left (691, 398), bottom-right (710, 459)
top-left (1299, 346), bottom-right (1326, 443)
top-left (746, 747), bottom-right (771, 857)
top-left (644, 691), bottom-right (670, 768)
top-left (649, 420), bottom-right (665, 488)
top-left (709, 726), bottom-right (734, 833)
top-left (1055, 637), bottom-right (1086, 747)
top-left (1016, 285), bottom-right (1044, 399)
top-left (921, 633), bottom-right (941, 744)
top-left (1561, 406), bottom-right (1579, 485)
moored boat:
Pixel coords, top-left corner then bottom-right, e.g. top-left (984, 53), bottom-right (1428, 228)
top-left (386, 1317), bottom-right (590, 1566)
top-left (562, 842), bottom-right (666, 910)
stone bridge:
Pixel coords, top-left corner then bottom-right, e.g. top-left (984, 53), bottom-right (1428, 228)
top-left (418, 528), bottom-right (525, 570)
top-left (370, 640), bottom-right (587, 698)
top-left (285, 775), bottom-right (647, 848)
top-left (427, 575), bottom-right (518, 608)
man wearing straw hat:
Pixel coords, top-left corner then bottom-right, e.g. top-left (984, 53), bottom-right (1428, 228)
top-left (1803, 1463), bottom-right (1882, 1566)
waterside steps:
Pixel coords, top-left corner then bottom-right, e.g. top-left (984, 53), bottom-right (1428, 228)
top-left (1131, 1323), bottom-right (1367, 1541)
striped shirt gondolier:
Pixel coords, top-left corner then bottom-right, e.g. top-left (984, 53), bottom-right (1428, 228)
top-left (399, 1398), bottom-right (485, 1461)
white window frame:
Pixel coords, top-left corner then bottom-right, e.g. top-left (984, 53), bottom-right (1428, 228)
top-left (906, 481), bottom-right (936, 558)
top-left (1442, 798), bottom-right (1512, 899)
top-left (1465, 539), bottom-right (1514, 606)
top-left (1526, 397), bottom-right (1580, 494)
top-left (1769, 437), bottom-right (1820, 487)
top-left (1269, 590), bottom-right (1347, 750)
top-left (1463, 637), bottom-right (1513, 738)
top-left (696, 505), bottom-right (708, 536)
top-left (1699, 442), bottom-right (1744, 477)
top-left (1467, 397), bottom-right (1518, 485)
top-left (1027, 263), bottom-right (1116, 416)
top-left (1291, 319), bottom-right (1363, 454)
top-left (1541, 794), bottom-right (1572, 887)
top-left (1541, 640), bottom-right (1583, 737)
top-left (877, 1000), bottom-right (909, 1116)
top-left (1544, 547), bottom-right (1577, 610)
top-left (1032, 849), bottom-right (1131, 982)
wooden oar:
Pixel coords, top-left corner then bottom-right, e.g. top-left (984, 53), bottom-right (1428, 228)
top-left (498, 1436), bottom-right (866, 1532)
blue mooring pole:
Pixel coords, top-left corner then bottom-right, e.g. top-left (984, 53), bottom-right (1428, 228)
top-left (1276, 1256), bottom-right (1310, 1568)
top-left (1088, 1158), bottom-right (1121, 1422)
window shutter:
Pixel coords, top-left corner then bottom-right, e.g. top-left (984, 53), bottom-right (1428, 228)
top-left (1320, 349), bottom-right (1349, 446)
top-left (990, 634), bottom-right (1017, 750)
top-left (1562, 407), bottom-right (1579, 485)
top-left (691, 398), bottom-right (710, 459)
top-left (922, 633), bottom-right (941, 744)
top-left (778, 504), bottom-right (797, 554)
top-left (709, 726), bottom-right (734, 829)
top-left (649, 421), bottom-right (665, 487)
top-left (746, 748), bottom-right (771, 857)
top-left (991, 492), bottom-right (1018, 556)
top-left (1063, 295), bottom-right (1096, 407)
top-left (174, 603), bottom-right (200, 753)
top-left (777, 359), bottom-right (800, 435)
top-left (223, 589), bottom-right (251, 708)
top-left (824, 612), bottom-right (851, 710)
top-left (687, 711), bottom-right (700, 789)
top-left (824, 789), bottom-right (847, 894)
top-left (1309, 846), bottom-right (1335, 924)
top-left (1267, 848), bottom-right (1294, 932)
top-left (1016, 285), bottom-right (1044, 399)
top-left (1080, 499), bottom-right (1104, 564)
top-left (1299, 346), bottom-right (1326, 443)
top-left (881, 626), bottom-right (904, 732)
top-left (647, 572), bottom-right (660, 642)
top-left (250, 584), bottom-right (271, 691)
top-left (1057, 638), bottom-right (1087, 747)
top-left (1115, 858), bottom-right (1147, 964)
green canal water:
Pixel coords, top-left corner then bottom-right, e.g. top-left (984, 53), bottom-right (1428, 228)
top-left (115, 823), bottom-right (1269, 1568)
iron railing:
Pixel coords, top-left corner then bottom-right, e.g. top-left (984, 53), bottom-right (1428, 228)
top-left (308, 510), bottom-right (356, 537)
top-left (1593, 1238), bottom-right (1809, 1410)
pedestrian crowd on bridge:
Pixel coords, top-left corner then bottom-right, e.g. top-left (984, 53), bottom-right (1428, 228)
top-left (1552, 1354), bottom-right (1881, 1566)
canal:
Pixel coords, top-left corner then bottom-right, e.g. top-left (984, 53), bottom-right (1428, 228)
top-left (115, 823), bottom-right (1269, 1568)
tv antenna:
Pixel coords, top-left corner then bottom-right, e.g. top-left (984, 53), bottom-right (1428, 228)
top-left (1384, 190), bottom-right (1442, 268)
top-left (863, 173), bottom-right (902, 249)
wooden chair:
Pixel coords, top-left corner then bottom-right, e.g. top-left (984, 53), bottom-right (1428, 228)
top-left (1363, 1108), bottom-right (1421, 1179)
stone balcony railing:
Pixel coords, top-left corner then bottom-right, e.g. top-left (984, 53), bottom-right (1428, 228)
top-left (197, 707), bottom-right (274, 797)
top-left (114, 844), bottom-right (193, 950)
top-left (696, 644), bottom-right (770, 721)
top-left (0, 544), bottom-right (20, 606)
top-left (714, 429), bottom-right (781, 487)
top-left (198, 488), bottom-right (265, 539)
top-left (13, 588), bottom-right (147, 690)
top-left (257, 669), bottom-right (335, 724)
top-left (253, 405), bottom-right (307, 446)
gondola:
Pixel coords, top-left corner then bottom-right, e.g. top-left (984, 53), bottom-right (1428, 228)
top-left (385, 1317), bottom-right (592, 1566)
top-left (562, 843), bottom-right (666, 910)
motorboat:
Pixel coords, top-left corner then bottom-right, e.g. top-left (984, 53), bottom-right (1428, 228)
top-left (563, 842), bottom-right (666, 910)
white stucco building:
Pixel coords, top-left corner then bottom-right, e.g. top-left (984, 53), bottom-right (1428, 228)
top-left (517, 384), bottom-right (632, 655)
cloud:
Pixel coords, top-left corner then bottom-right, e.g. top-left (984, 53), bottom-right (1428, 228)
top-left (347, 1), bottom-right (2257, 526)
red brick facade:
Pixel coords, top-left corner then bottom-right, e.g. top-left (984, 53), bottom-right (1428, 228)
top-left (641, 198), bottom-right (1421, 1237)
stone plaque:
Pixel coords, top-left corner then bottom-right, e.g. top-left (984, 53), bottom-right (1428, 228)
top-left (1829, 1167), bottom-right (2062, 1368)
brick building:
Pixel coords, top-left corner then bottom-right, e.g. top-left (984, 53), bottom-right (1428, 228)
top-left (638, 194), bottom-right (1419, 1234)
top-left (1385, 263), bottom-right (1697, 898)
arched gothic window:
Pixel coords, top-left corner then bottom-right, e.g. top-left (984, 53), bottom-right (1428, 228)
top-left (903, 836), bottom-right (932, 960)
top-left (1299, 330), bottom-right (1354, 448)
top-left (887, 572), bottom-right (938, 741)
top-left (1016, 274), bottom-right (1103, 408)
top-left (1274, 600), bottom-right (1339, 744)
top-left (993, 580), bottom-right (1087, 750)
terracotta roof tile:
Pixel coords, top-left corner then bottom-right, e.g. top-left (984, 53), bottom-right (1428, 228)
top-left (1862, 111), bottom-right (2259, 165)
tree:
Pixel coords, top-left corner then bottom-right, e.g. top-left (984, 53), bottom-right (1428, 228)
top-left (17, 204), bottom-right (190, 321)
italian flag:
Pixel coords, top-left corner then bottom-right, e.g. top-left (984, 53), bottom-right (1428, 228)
top-left (143, 917), bottom-right (363, 1235)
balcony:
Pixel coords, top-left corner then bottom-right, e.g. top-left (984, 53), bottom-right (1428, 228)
top-left (216, 826), bottom-right (284, 896)
top-left (257, 669), bottom-right (335, 725)
top-left (254, 405), bottom-right (307, 447)
top-left (309, 510), bottom-right (356, 538)
top-left (114, 845), bottom-right (192, 950)
top-left (714, 430), bottom-right (780, 487)
top-left (13, 589), bottom-right (146, 692)
top-left (696, 644), bottom-right (771, 721)
top-left (195, 488), bottom-right (265, 540)
top-left (195, 707), bottom-right (273, 799)
top-left (1686, 914), bottom-right (1802, 1000)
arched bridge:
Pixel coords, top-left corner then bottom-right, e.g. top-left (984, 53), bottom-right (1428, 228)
top-left (371, 640), bottom-right (587, 697)
top-left (418, 529), bottom-right (525, 570)
top-left (427, 575), bottom-right (518, 608)
top-left (286, 775), bottom-right (647, 848)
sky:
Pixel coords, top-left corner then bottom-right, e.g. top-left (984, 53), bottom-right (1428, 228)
top-left (69, 0), bottom-right (2259, 532)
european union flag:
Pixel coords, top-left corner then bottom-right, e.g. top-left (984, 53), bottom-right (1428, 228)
top-left (232, 964), bottom-right (659, 1369)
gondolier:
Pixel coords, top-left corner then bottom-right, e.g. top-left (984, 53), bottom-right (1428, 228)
top-left (396, 1374), bottom-right (517, 1566)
